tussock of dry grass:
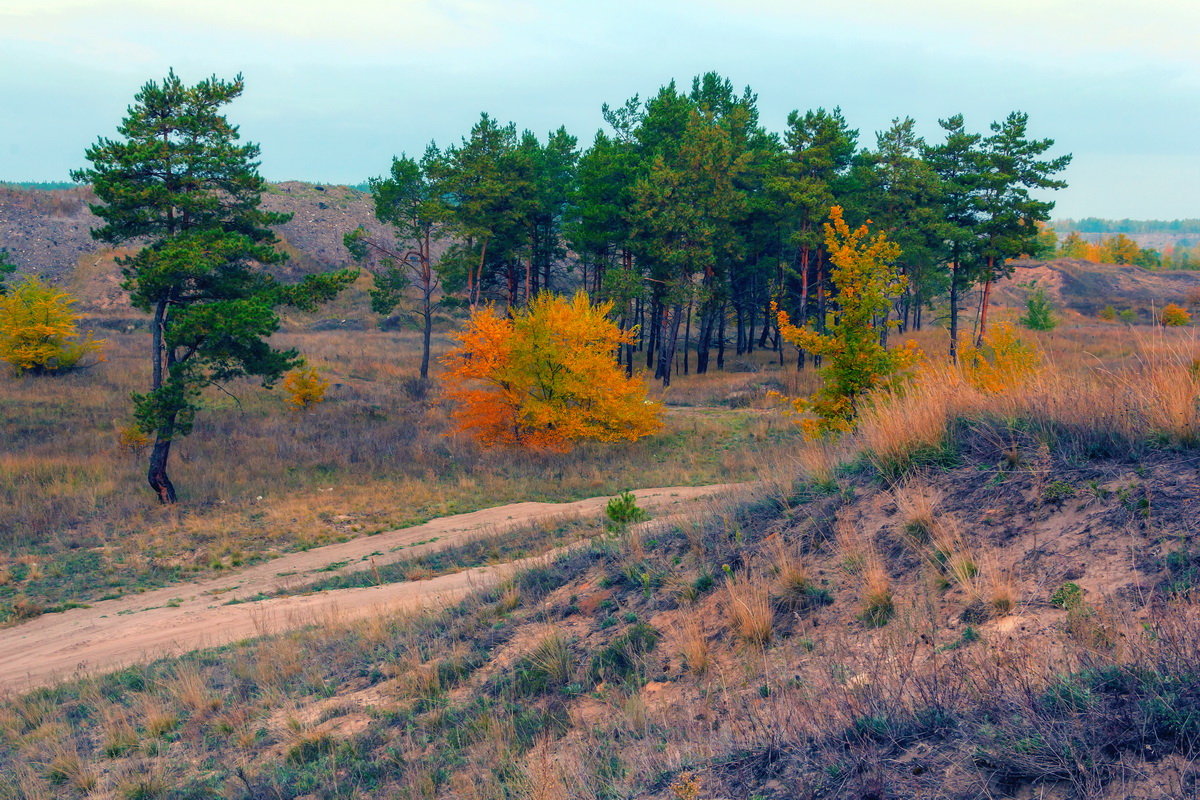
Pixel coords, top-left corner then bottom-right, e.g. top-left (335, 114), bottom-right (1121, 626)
top-left (724, 571), bottom-right (774, 645)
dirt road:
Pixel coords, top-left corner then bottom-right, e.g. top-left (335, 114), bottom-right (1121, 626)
top-left (0, 484), bottom-right (738, 692)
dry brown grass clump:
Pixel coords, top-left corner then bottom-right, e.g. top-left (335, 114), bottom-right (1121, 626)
top-left (891, 480), bottom-right (941, 545)
top-left (678, 613), bottom-right (710, 676)
top-left (724, 571), bottom-right (774, 645)
top-left (858, 564), bottom-right (895, 627)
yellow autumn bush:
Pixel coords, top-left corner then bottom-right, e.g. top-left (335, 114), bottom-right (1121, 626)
top-left (0, 276), bottom-right (104, 375)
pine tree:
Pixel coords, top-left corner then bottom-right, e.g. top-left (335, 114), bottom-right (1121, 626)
top-left (856, 117), bottom-right (946, 333)
top-left (924, 115), bottom-right (984, 363)
top-left (346, 144), bottom-right (449, 380)
top-left (73, 71), bottom-right (354, 503)
top-left (771, 107), bottom-right (859, 362)
top-left (972, 112), bottom-right (1071, 343)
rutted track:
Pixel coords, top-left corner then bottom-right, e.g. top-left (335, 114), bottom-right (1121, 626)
top-left (0, 485), bottom-right (740, 692)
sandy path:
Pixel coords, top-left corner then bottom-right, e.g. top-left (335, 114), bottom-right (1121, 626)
top-left (0, 484), bottom-right (738, 692)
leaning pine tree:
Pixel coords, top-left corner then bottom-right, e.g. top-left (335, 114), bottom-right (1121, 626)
top-left (73, 71), bottom-right (354, 503)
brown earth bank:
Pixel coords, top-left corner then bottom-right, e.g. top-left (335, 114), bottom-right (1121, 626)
top-left (997, 258), bottom-right (1200, 319)
top-left (3, 439), bottom-right (1200, 799)
top-left (0, 182), bottom-right (387, 281)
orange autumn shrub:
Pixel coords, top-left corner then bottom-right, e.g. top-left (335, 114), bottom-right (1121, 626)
top-left (440, 291), bottom-right (662, 450)
top-left (282, 366), bottom-right (329, 410)
top-left (1160, 304), bottom-right (1191, 327)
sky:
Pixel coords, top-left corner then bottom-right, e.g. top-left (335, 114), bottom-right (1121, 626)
top-left (1, 0), bottom-right (1197, 220)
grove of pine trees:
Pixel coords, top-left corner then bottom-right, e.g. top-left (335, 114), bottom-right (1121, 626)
top-left (362, 72), bottom-right (1071, 378)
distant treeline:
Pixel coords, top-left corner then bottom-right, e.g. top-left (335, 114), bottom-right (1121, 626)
top-left (0, 181), bottom-right (77, 191)
top-left (1056, 218), bottom-right (1200, 234)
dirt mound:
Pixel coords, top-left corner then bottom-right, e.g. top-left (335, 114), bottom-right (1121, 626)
top-left (997, 258), bottom-right (1200, 317)
top-left (3, 443), bottom-right (1200, 799)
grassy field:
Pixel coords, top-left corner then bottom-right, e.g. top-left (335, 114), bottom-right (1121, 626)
top-left (0, 326), bottom-right (804, 618)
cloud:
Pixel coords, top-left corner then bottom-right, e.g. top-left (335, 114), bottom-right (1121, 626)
top-left (694, 0), bottom-right (1200, 78)
top-left (1, 0), bottom-right (534, 57)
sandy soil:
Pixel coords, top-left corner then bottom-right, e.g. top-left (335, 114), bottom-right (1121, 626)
top-left (0, 484), bottom-right (737, 692)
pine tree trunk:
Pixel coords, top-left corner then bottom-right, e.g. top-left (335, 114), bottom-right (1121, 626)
top-left (729, 302), bottom-right (739, 355)
top-left (682, 301), bottom-right (691, 376)
top-left (717, 305), bottom-right (726, 370)
top-left (696, 305), bottom-right (714, 374)
top-left (975, 257), bottom-right (995, 346)
top-left (949, 262), bottom-right (960, 363)
top-left (747, 299), bottom-right (756, 354)
top-left (798, 245), bottom-right (810, 369)
top-left (758, 298), bottom-right (772, 349)
top-left (148, 430), bottom-right (177, 504)
top-left (657, 303), bottom-right (683, 387)
top-left (145, 298), bottom-right (177, 503)
top-left (420, 301), bottom-right (432, 381)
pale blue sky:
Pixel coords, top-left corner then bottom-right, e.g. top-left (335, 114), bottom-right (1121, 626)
top-left (2, 0), bottom-right (1197, 219)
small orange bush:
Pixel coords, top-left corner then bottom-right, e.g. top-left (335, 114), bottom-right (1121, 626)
top-left (282, 366), bottom-right (329, 410)
top-left (0, 275), bottom-right (105, 375)
top-left (1160, 304), bottom-right (1191, 327)
top-left (959, 322), bottom-right (1041, 393)
top-left (440, 291), bottom-right (662, 451)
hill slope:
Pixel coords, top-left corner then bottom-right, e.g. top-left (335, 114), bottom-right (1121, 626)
top-left (2, 435), bottom-right (1199, 799)
top-left (0, 181), bottom-right (387, 279)
top-left (998, 258), bottom-right (1200, 317)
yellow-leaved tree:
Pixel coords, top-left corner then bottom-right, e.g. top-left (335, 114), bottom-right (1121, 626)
top-left (775, 207), bottom-right (916, 437)
top-left (0, 275), bottom-right (104, 375)
top-left (440, 291), bottom-right (663, 450)
top-left (282, 365), bottom-right (330, 410)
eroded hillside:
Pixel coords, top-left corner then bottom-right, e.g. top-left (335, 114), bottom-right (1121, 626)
top-left (0, 182), bottom-right (387, 281)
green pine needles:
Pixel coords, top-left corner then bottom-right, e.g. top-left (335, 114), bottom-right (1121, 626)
top-left (1019, 281), bottom-right (1058, 331)
top-left (73, 71), bottom-right (354, 503)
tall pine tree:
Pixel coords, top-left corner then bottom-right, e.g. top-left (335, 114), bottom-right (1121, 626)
top-left (74, 71), bottom-right (353, 503)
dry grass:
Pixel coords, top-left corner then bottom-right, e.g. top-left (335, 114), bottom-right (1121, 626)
top-left (164, 661), bottom-right (221, 715)
top-left (891, 480), bottom-right (941, 544)
top-left (0, 449), bottom-right (1198, 800)
top-left (42, 743), bottom-right (97, 793)
top-left (858, 563), bottom-right (895, 627)
top-left (0, 327), bottom-right (800, 612)
top-left (862, 325), bottom-right (1200, 478)
top-left (986, 564), bottom-right (1019, 616)
top-left (723, 571), bottom-right (774, 645)
top-left (678, 613), bottom-right (710, 676)
top-left (4, 318), bottom-right (1200, 798)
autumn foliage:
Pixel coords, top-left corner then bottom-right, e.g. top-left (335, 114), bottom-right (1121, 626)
top-left (775, 207), bottom-right (916, 436)
top-left (0, 275), bottom-right (104, 375)
top-left (440, 291), bottom-right (662, 450)
top-left (282, 366), bottom-right (330, 409)
top-left (1160, 303), bottom-right (1191, 327)
top-left (960, 322), bottom-right (1042, 393)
